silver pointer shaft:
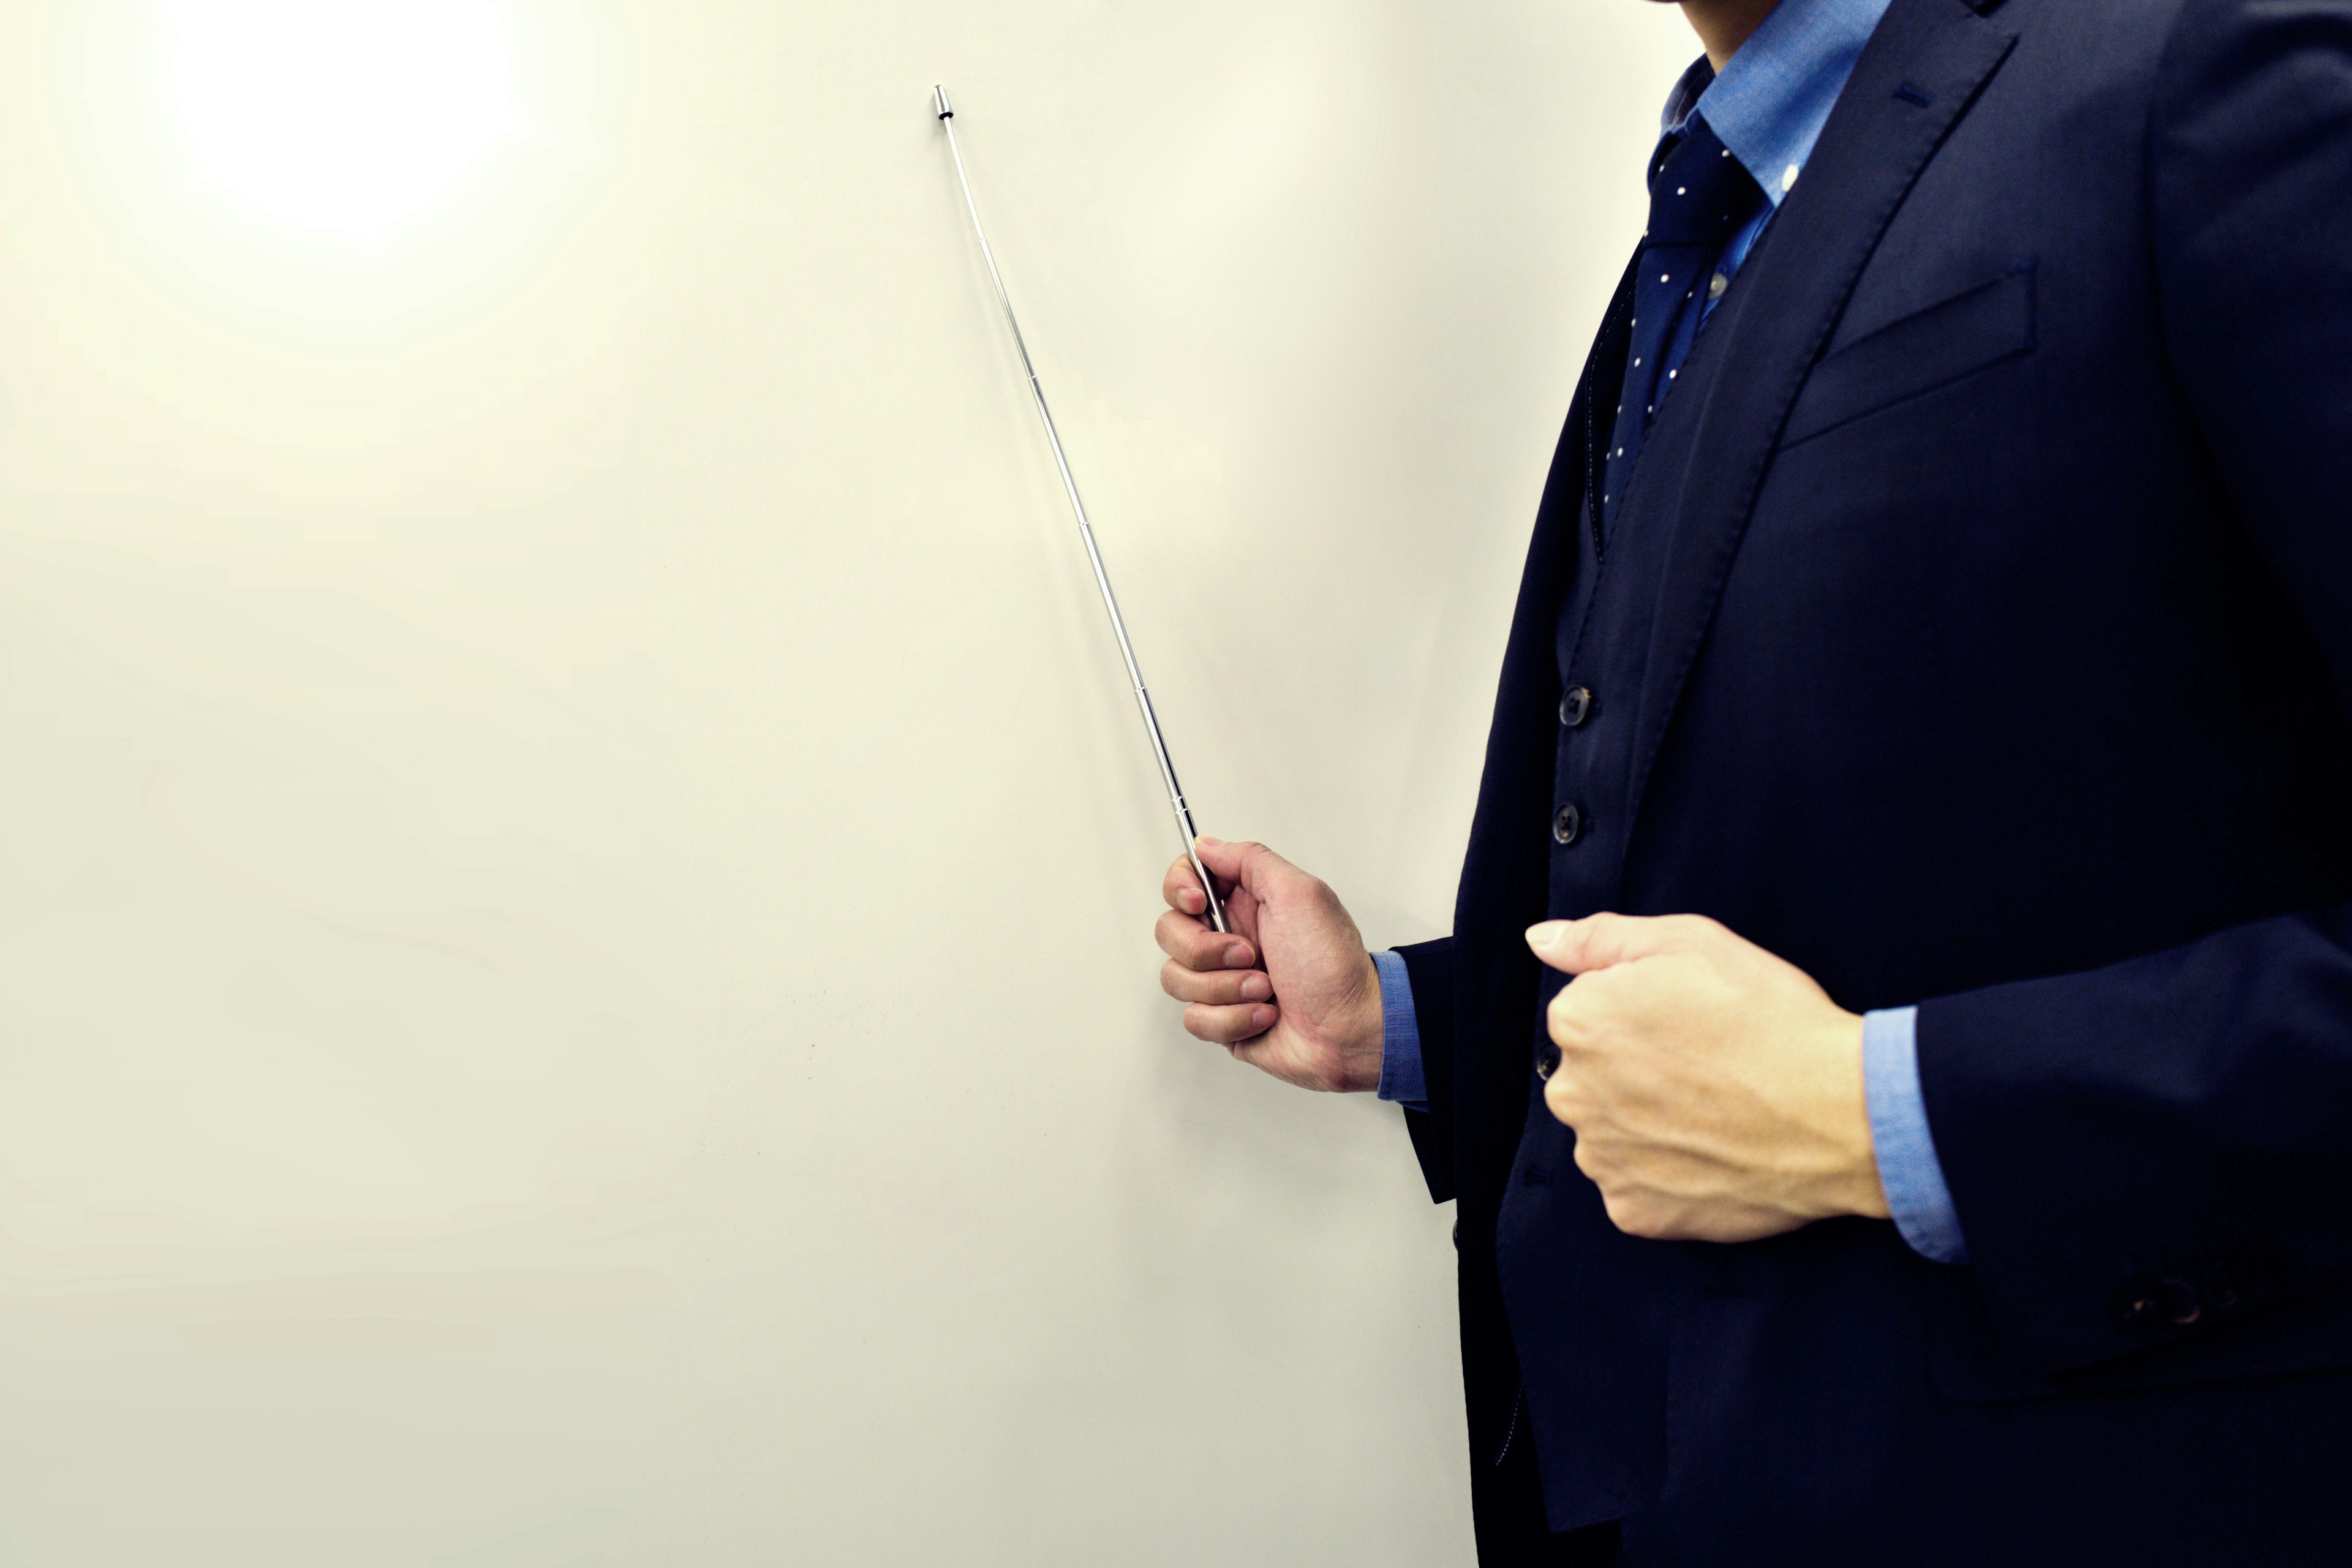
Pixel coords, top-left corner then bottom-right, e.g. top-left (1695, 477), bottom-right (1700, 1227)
top-left (933, 85), bottom-right (1230, 935)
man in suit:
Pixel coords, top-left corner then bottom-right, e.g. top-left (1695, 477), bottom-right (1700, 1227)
top-left (1152, 0), bottom-right (2352, 1559)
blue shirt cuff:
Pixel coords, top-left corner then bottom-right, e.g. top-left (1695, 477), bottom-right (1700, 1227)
top-left (1861, 1006), bottom-right (1970, 1265)
top-left (1370, 949), bottom-right (1427, 1111)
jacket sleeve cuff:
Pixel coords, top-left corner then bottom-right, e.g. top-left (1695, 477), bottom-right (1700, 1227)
top-left (1863, 1006), bottom-right (1971, 1264)
top-left (1370, 949), bottom-right (1427, 1111)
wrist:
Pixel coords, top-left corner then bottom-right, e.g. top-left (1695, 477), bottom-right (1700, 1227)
top-left (1339, 951), bottom-right (1387, 1093)
top-left (1834, 1009), bottom-right (1892, 1219)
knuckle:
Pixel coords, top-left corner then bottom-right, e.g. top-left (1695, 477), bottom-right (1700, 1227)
top-left (1168, 963), bottom-right (1222, 1002)
top-left (1591, 1182), bottom-right (1669, 1238)
top-left (1569, 1137), bottom-right (1606, 1182)
top-left (1187, 1005), bottom-right (1237, 1043)
top-left (1550, 990), bottom-right (1604, 1047)
top-left (1544, 1075), bottom-right (1583, 1124)
top-left (1602, 1192), bottom-right (1657, 1238)
top-left (1572, 966), bottom-right (1625, 1011)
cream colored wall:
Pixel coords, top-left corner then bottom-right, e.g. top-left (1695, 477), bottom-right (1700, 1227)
top-left (0, 1), bottom-right (1691, 1561)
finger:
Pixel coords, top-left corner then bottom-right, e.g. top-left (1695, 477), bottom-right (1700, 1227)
top-left (1161, 960), bottom-right (1273, 1006)
top-left (1543, 1062), bottom-right (1590, 1128)
top-left (1155, 909), bottom-right (1257, 972)
top-left (1192, 836), bottom-right (1300, 907)
top-left (1220, 874), bottom-right (1262, 940)
top-left (1184, 1001), bottom-right (1278, 1045)
top-left (1525, 911), bottom-right (1718, 975)
top-left (1161, 855), bottom-right (1208, 917)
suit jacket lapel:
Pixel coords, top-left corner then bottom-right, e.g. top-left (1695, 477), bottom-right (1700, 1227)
top-left (1605, 0), bottom-right (2020, 855)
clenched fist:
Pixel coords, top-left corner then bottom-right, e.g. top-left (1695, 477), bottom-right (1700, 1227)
top-left (1529, 913), bottom-right (1891, 1243)
top-left (1156, 838), bottom-right (1385, 1093)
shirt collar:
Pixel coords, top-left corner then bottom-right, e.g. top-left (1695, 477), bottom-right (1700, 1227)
top-left (1657, 0), bottom-right (1895, 208)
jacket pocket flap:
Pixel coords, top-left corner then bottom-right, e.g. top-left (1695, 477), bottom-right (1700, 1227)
top-left (1783, 263), bottom-right (2037, 449)
top-left (1928, 1265), bottom-right (2352, 1404)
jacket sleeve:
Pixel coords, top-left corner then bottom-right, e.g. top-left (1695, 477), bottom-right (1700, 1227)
top-left (1914, 0), bottom-right (2352, 1376)
top-left (1393, 937), bottom-right (1457, 1204)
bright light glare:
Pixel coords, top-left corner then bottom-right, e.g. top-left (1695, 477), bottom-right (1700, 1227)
top-left (166, 0), bottom-right (518, 239)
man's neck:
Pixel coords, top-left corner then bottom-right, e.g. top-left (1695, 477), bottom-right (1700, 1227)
top-left (1679, 0), bottom-right (1784, 69)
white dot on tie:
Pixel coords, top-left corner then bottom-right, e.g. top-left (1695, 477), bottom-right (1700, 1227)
top-left (1647, 404), bottom-right (1654, 413)
top-left (1660, 273), bottom-right (1671, 283)
top-left (1634, 357), bottom-right (1642, 367)
top-left (1721, 149), bottom-right (1730, 157)
top-left (1782, 162), bottom-right (1800, 192)
top-left (1615, 448), bottom-right (1624, 457)
top-left (1668, 369), bottom-right (1678, 379)
top-left (1676, 186), bottom-right (1687, 196)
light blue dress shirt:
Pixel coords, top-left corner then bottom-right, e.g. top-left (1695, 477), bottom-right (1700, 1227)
top-left (1375, 0), bottom-right (1971, 1267)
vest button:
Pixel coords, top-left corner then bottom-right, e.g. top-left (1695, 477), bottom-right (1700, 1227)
top-left (1552, 804), bottom-right (1583, 846)
top-left (1559, 685), bottom-right (1594, 728)
top-left (1536, 1042), bottom-right (1562, 1080)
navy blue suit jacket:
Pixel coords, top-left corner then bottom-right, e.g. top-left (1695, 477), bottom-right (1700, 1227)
top-left (1398, 0), bottom-right (2352, 1559)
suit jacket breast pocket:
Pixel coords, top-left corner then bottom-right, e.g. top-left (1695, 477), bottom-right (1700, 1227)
top-left (1782, 262), bottom-right (2037, 450)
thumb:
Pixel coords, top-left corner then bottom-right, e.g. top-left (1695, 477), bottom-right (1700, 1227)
top-left (1193, 836), bottom-right (1294, 902)
top-left (1525, 912), bottom-right (1705, 975)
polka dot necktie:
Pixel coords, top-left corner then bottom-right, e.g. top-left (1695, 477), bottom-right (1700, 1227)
top-left (1597, 114), bottom-right (1768, 539)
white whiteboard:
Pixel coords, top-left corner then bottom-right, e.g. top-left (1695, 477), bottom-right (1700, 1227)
top-left (0, 0), bottom-right (1690, 1560)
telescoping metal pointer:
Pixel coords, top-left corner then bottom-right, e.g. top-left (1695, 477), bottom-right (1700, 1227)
top-left (933, 85), bottom-right (1229, 934)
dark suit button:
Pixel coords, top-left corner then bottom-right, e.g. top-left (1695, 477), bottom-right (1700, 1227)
top-left (1536, 1042), bottom-right (1561, 1080)
top-left (2155, 1276), bottom-right (2203, 1327)
top-left (1551, 804), bottom-right (1583, 846)
top-left (1560, 686), bottom-right (1594, 728)
top-left (2112, 1289), bottom-right (2160, 1335)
